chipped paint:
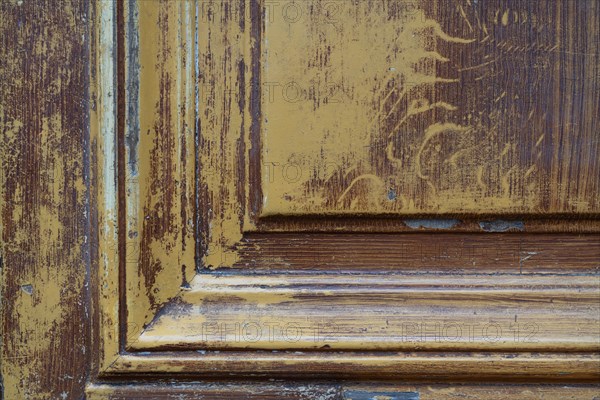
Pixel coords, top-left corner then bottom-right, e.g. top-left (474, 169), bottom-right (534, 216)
top-left (343, 390), bottom-right (419, 400)
top-left (1, 0), bottom-right (90, 397)
top-left (3, 0), bottom-right (599, 397)
top-left (128, 273), bottom-right (600, 353)
top-left (119, 0), bottom-right (198, 346)
top-left (251, 0), bottom-right (599, 217)
top-left (403, 219), bottom-right (461, 230)
top-left (479, 220), bottom-right (525, 232)
top-left (94, 0), bottom-right (120, 371)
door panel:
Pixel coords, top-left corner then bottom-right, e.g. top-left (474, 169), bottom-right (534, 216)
top-left (98, 0), bottom-right (599, 383)
top-left (2, 0), bottom-right (599, 399)
top-left (260, 0), bottom-right (599, 216)
top-left (197, 0), bottom-right (600, 269)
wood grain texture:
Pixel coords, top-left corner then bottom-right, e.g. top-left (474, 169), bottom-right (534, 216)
top-left (251, 216), bottom-right (600, 233)
top-left (2, 0), bottom-right (598, 398)
top-left (197, 0), bottom-right (254, 270)
top-left (232, 232), bottom-right (600, 271)
top-left (97, 0), bottom-right (599, 387)
top-left (103, 351), bottom-right (600, 382)
top-left (0, 0), bottom-right (90, 398)
top-left (197, 0), bottom-right (600, 270)
top-left (258, 0), bottom-right (600, 216)
top-left (86, 382), bottom-right (600, 399)
top-left (122, 0), bottom-right (197, 349)
top-left (132, 273), bottom-right (600, 352)
top-left (92, 0), bottom-right (121, 374)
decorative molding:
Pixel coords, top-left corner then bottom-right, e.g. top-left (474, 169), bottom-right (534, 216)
top-left (89, 0), bottom-right (600, 387)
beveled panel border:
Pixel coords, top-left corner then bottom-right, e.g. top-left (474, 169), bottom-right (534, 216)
top-left (194, 0), bottom-right (599, 270)
top-left (86, 382), bottom-right (600, 399)
top-left (92, 0), bottom-right (200, 374)
top-left (246, 0), bottom-right (600, 224)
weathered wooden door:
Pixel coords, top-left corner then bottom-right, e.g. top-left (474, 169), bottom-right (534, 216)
top-left (1, 0), bottom-right (599, 398)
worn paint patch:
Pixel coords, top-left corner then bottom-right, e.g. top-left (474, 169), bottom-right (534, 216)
top-left (479, 220), bottom-right (525, 232)
top-left (343, 390), bottom-right (420, 400)
top-left (20, 284), bottom-right (33, 295)
top-left (403, 219), bottom-right (461, 230)
top-left (253, 0), bottom-right (598, 216)
top-left (123, 0), bottom-right (197, 339)
top-left (1, 0), bottom-right (90, 397)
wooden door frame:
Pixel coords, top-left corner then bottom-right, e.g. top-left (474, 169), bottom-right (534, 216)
top-left (88, 0), bottom-right (600, 387)
top-left (1, 0), bottom-right (598, 398)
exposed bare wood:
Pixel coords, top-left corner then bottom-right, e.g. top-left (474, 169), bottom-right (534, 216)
top-left (2, 0), bottom-right (598, 398)
top-left (232, 232), bottom-right (600, 272)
